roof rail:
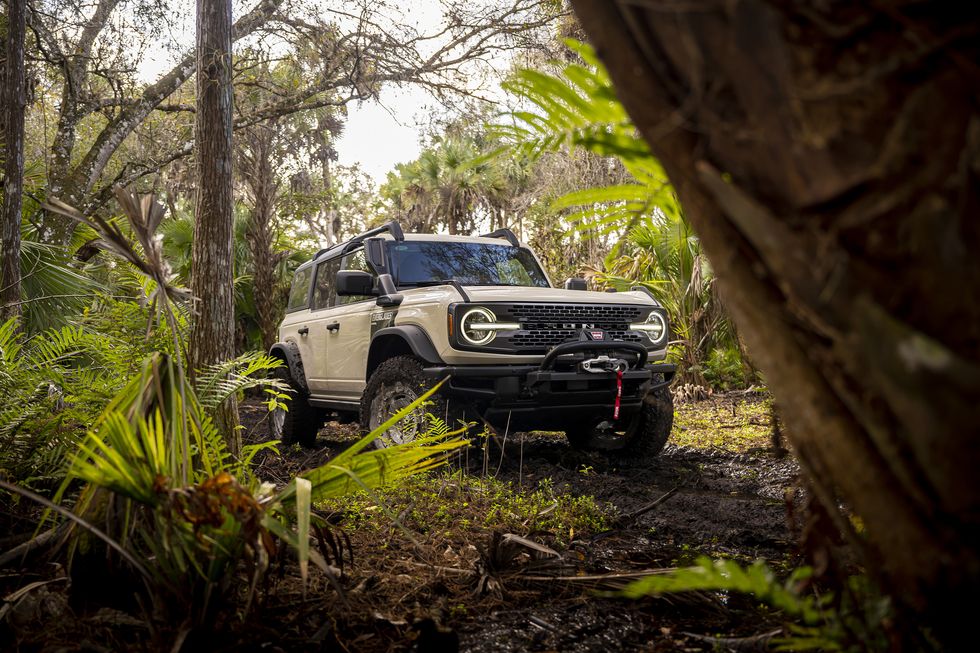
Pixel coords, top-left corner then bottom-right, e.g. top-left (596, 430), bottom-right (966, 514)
top-left (314, 221), bottom-right (405, 260)
top-left (480, 228), bottom-right (520, 247)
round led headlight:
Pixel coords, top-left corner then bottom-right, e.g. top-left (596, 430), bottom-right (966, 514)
top-left (460, 307), bottom-right (498, 345)
top-left (630, 311), bottom-right (667, 345)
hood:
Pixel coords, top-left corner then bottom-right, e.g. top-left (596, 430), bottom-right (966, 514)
top-left (462, 285), bottom-right (657, 306)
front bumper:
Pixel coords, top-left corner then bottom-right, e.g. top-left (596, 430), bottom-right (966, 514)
top-left (421, 340), bottom-right (676, 430)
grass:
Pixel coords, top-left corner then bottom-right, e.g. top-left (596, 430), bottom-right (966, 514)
top-left (321, 471), bottom-right (611, 548)
top-left (671, 396), bottom-right (774, 452)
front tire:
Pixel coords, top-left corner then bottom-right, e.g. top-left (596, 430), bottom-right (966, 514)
top-left (360, 356), bottom-right (472, 448)
top-left (566, 374), bottom-right (674, 459)
top-left (270, 363), bottom-right (325, 448)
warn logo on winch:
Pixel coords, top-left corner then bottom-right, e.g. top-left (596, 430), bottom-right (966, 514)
top-left (588, 330), bottom-right (605, 340)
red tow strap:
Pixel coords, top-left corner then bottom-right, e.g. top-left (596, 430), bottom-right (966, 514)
top-left (613, 369), bottom-right (623, 420)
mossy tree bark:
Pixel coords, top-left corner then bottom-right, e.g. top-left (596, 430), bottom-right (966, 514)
top-left (570, 0), bottom-right (980, 644)
top-left (1, 0), bottom-right (26, 322)
top-left (190, 0), bottom-right (239, 454)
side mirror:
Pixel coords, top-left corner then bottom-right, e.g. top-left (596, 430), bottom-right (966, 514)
top-left (337, 270), bottom-right (376, 296)
top-left (564, 277), bottom-right (588, 291)
top-left (375, 273), bottom-right (404, 307)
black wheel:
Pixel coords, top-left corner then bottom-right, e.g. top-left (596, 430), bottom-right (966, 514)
top-left (360, 356), bottom-right (474, 448)
top-left (565, 374), bottom-right (674, 459)
top-left (270, 363), bottom-right (325, 448)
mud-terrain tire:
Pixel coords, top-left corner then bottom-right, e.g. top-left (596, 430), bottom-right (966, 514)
top-left (566, 374), bottom-right (674, 460)
top-left (270, 364), bottom-right (325, 448)
top-left (360, 356), bottom-right (474, 448)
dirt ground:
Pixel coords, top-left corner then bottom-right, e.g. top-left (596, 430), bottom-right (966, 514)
top-left (1, 394), bottom-right (804, 652)
top-left (235, 394), bottom-right (802, 652)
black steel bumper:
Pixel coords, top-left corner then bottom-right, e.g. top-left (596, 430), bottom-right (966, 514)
top-left (421, 340), bottom-right (676, 430)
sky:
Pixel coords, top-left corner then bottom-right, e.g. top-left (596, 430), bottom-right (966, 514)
top-left (334, 87), bottom-right (434, 184)
top-left (136, 1), bottom-right (516, 186)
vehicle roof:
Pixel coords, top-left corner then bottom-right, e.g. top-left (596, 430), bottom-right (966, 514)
top-left (301, 232), bottom-right (527, 270)
top-left (383, 233), bottom-right (525, 246)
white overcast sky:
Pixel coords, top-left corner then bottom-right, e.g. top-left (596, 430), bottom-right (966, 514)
top-left (136, 1), bottom-right (519, 184)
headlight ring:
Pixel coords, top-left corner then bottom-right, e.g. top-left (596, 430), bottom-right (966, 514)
top-left (459, 307), bottom-right (520, 346)
top-left (629, 311), bottom-right (668, 346)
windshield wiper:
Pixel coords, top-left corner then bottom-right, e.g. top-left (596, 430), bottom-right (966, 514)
top-left (407, 279), bottom-right (458, 287)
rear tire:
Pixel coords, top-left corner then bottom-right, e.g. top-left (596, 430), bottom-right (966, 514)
top-left (565, 374), bottom-right (674, 460)
top-left (360, 356), bottom-right (474, 448)
top-left (270, 363), bottom-right (325, 448)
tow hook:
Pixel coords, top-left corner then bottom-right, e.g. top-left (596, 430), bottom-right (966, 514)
top-left (579, 355), bottom-right (629, 374)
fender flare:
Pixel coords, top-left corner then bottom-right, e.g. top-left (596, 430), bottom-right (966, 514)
top-left (269, 341), bottom-right (309, 394)
top-left (368, 326), bottom-right (443, 377)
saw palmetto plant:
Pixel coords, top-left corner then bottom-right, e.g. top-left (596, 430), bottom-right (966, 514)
top-left (44, 352), bottom-right (467, 626)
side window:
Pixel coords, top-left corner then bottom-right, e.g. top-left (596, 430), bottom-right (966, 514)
top-left (338, 248), bottom-right (377, 305)
top-left (312, 258), bottom-right (341, 310)
top-left (286, 266), bottom-right (313, 312)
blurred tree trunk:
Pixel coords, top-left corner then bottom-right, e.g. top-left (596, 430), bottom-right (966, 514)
top-left (1, 0), bottom-right (26, 323)
top-left (190, 0), bottom-right (239, 453)
top-left (571, 0), bottom-right (980, 645)
top-left (239, 122), bottom-right (282, 353)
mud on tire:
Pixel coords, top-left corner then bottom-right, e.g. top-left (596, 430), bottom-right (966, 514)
top-left (360, 356), bottom-right (474, 448)
top-left (566, 373), bottom-right (674, 460)
top-left (270, 363), bottom-right (325, 448)
top-left (617, 375), bottom-right (674, 459)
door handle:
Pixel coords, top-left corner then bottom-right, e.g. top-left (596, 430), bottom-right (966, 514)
top-left (297, 326), bottom-right (309, 336)
top-left (326, 322), bottom-right (341, 332)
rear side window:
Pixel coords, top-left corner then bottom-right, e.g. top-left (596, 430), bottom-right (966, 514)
top-left (286, 266), bottom-right (312, 312)
top-left (312, 258), bottom-right (341, 310)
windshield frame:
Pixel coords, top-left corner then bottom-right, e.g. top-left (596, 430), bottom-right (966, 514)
top-left (385, 239), bottom-right (552, 289)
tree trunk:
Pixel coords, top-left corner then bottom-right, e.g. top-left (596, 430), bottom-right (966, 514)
top-left (571, 1), bottom-right (980, 645)
top-left (241, 125), bottom-right (281, 353)
top-left (190, 0), bottom-right (239, 454)
top-left (1, 0), bottom-right (26, 322)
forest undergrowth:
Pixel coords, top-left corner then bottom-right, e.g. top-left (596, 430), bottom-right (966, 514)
top-left (2, 393), bottom-right (818, 652)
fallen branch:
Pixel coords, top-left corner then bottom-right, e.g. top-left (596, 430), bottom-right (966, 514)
top-left (679, 629), bottom-right (783, 652)
top-left (614, 486), bottom-right (680, 527)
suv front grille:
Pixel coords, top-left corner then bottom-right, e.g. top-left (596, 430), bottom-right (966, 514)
top-left (486, 303), bottom-right (648, 353)
top-left (510, 328), bottom-right (643, 349)
top-left (508, 303), bottom-right (643, 324)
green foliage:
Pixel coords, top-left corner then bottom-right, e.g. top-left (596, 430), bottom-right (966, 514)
top-left (497, 39), bottom-right (679, 238)
top-left (0, 295), bottom-right (291, 490)
top-left (381, 132), bottom-right (526, 236)
top-left (624, 557), bottom-right (823, 621)
top-left (671, 397), bottom-right (772, 452)
top-left (497, 40), bottom-right (744, 385)
top-left (17, 220), bottom-right (102, 334)
top-left (49, 353), bottom-right (468, 623)
top-left (333, 472), bottom-right (609, 547)
top-left (0, 318), bottom-right (121, 487)
top-left (702, 346), bottom-right (757, 391)
top-left (158, 201), bottom-right (308, 351)
top-left (194, 351), bottom-right (289, 413)
top-left (622, 556), bottom-right (892, 651)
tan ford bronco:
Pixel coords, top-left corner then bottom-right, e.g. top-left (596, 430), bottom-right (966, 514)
top-left (269, 222), bottom-right (675, 457)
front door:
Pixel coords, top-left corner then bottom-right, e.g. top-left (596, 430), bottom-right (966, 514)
top-left (322, 247), bottom-right (378, 399)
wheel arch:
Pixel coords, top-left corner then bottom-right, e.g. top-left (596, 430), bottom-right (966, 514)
top-left (367, 326), bottom-right (443, 379)
top-left (268, 341), bottom-right (309, 394)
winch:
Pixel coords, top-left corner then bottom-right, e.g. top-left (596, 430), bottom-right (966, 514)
top-left (579, 355), bottom-right (629, 374)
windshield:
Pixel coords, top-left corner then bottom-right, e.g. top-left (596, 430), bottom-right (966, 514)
top-left (388, 241), bottom-right (550, 288)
